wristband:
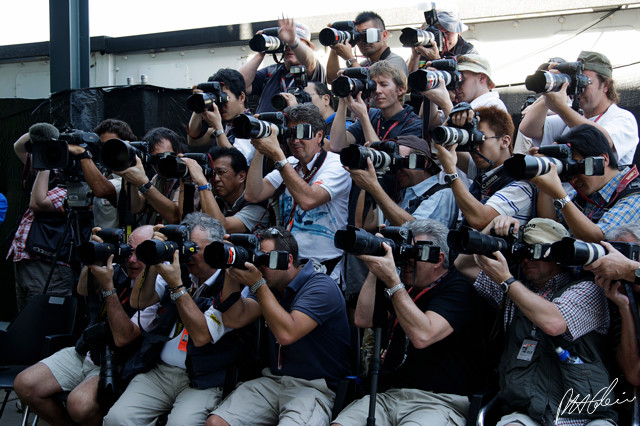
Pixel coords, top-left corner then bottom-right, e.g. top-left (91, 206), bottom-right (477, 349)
top-left (101, 288), bottom-right (117, 298)
top-left (171, 284), bottom-right (186, 292)
top-left (250, 278), bottom-right (266, 295)
top-left (197, 183), bottom-right (212, 192)
top-left (289, 38), bottom-right (300, 49)
top-left (78, 150), bottom-right (93, 160)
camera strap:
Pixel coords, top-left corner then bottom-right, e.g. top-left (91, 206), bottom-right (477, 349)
top-left (283, 149), bottom-right (328, 230)
top-left (574, 166), bottom-right (640, 221)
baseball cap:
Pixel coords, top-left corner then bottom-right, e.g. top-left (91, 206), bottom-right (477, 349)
top-left (436, 10), bottom-right (468, 33)
top-left (522, 218), bottom-right (570, 245)
top-left (578, 51), bottom-right (613, 79)
top-left (457, 54), bottom-right (495, 88)
top-left (396, 135), bottom-right (440, 173)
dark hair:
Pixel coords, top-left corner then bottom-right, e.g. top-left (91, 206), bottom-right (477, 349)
top-left (209, 147), bottom-right (248, 174)
top-left (143, 127), bottom-right (185, 154)
top-left (556, 124), bottom-right (618, 169)
top-left (283, 103), bottom-right (326, 136)
top-left (355, 11), bottom-right (385, 30)
top-left (94, 119), bottom-right (136, 141)
top-left (255, 226), bottom-right (300, 267)
top-left (209, 68), bottom-right (246, 101)
top-left (475, 106), bottom-right (515, 153)
top-left (309, 81), bottom-right (336, 111)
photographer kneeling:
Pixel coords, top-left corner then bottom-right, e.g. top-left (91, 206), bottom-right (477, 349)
top-left (455, 215), bottom-right (616, 425)
top-left (333, 219), bottom-right (482, 425)
top-left (14, 225), bottom-right (155, 426)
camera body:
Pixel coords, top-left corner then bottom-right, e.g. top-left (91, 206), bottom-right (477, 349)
top-left (430, 103), bottom-right (484, 151)
top-left (232, 112), bottom-right (288, 139)
top-left (524, 61), bottom-right (590, 98)
top-left (203, 234), bottom-right (290, 270)
top-left (30, 129), bottom-right (100, 171)
top-left (187, 81), bottom-right (229, 114)
top-left (79, 228), bottom-right (132, 265)
top-left (408, 58), bottom-right (461, 92)
top-left (100, 139), bottom-right (152, 172)
top-left (503, 144), bottom-right (605, 181)
top-left (550, 237), bottom-right (640, 266)
top-left (249, 27), bottom-right (285, 53)
top-left (155, 152), bottom-right (213, 180)
top-left (340, 140), bottom-right (427, 175)
top-left (331, 67), bottom-right (377, 98)
top-left (271, 65), bottom-right (312, 111)
top-left (135, 225), bottom-right (198, 265)
top-left (334, 225), bottom-right (440, 266)
top-left (319, 21), bottom-right (360, 47)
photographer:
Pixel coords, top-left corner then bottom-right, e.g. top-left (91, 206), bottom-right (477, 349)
top-left (208, 226), bottom-right (350, 426)
top-left (435, 106), bottom-right (534, 230)
top-left (114, 127), bottom-right (184, 225)
top-left (8, 132), bottom-right (76, 311)
top-left (326, 11), bottom-right (408, 83)
top-left (331, 61), bottom-right (422, 153)
top-left (186, 68), bottom-right (255, 164)
top-left (245, 103), bottom-right (350, 275)
top-left (346, 135), bottom-right (457, 229)
top-left (455, 216), bottom-right (616, 425)
top-left (532, 124), bottom-right (640, 242)
top-left (14, 225), bottom-right (156, 426)
top-left (182, 147), bottom-right (269, 233)
top-left (104, 213), bottom-right (253, 426)
top-left (332, 219), bottom-right (482, 425)
top-left (407, 9), bottom-right (477, 73)
top-left (519, 51), bottom-right (638, 166)
top-left (239, 18), bottom-right (325, 114)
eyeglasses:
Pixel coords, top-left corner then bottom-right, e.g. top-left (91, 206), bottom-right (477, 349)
top-left (211, 168), bottom-right (231, 177)
top-left (485, 135), bottom-right (505, 140)
top-left (266, 227), bottom-right (284, 237)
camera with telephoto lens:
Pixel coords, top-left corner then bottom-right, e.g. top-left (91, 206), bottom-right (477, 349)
top-left (331, 67), bottom-right (377, 98)
top-left (79, 228), bottom-right (133, 265)
top-left (340, 140), bottom-right (427, 175)
top-left (155, 152), bottom-right (213, 180)
top-left (100, 139), bottom-right (152, 172)
top-left (29, 128), bottom-right (101, 171)
top-left (232, 112), bottom-right (287, 139)
top-left (135, 225), bottom-right (198, 265)
top-left (408, 58), bottom-right (462, 92)
top-left (399, 3), bottom-right (444, 52)
top-left (525, 61), bottom-right (590, 98)
top-left (319, 21), bottom-right (360, 47)
top-left (271, 65), bottom-right (312, 111)
top-left (550, 237), bottom-right (640, 266)
top-left (249, 27), bottom-right (285, 53)
top-left (203, 234), bottom-right (290, 270)
top-left (503, 144), bottom-right (605, 181)
top-left (186, 81), bottom-right (229, 114)
top-left (448, 226), bottom-right (552, 264)
top-left (334, 225), bottom-right (440, 266)
top-left (430, 103), bottom-right (484, 151)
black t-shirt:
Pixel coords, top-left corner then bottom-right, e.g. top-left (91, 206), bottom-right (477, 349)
top-left (380, 269), bottom-right (483, 396)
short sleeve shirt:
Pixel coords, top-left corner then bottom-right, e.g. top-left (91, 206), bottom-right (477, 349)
top-left (347, 105), bottom-right (422, 144)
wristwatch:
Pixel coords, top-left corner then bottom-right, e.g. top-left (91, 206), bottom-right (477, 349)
top-left (274, 159), bottom-right (289, 172)
top-left (212, 129), bottom-right (225, 138)
top-left (500, 277), bottom-right (517, 294)
top-left (78, 149), bottom-right (93, 160)
top-left (139, 181), bottom-right (153, 195)
top-left (444, 173), bottom-right (459, 185)
top-left (197, 182), bottom-right (212, 192)
top-left (346, 58), bottom-right (358, 67)
top-left (553, 195), bottom-right (572, 210)
top-left (250, 278), bottom-right (266, 295)
top-left (385, 283), bottom-right (405, 299)
top-left (101, 288), bottom-right (117, 298)
top-left (634, 267), bottom-right (640, 285)
top-left (170, 288), bottom-right (188, 302)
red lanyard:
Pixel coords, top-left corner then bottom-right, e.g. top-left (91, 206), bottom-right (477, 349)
top-left (375, 110), bottom-right (411, 141)
top-left (592, 105), bottom-right (610, 123)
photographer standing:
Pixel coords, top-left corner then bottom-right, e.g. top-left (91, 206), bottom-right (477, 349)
top-left (8, 132), bottom-right (75, 311)
top-left (455, 216), bottom-right (616, 425)
top-left (208, 226), bottom-right (350, 426)
top-left (532, 124), bottom-right (640, 242)
top-left (186, 68), bottom-right (255, 164)
top-left (14, 225), bottom-right (156, 426)
top-left (239, 18), bottom-right (325, 114)
top-left (519, 51), bottom-right (638, 166)
top-left (333, 219), bottom-right (482, 425)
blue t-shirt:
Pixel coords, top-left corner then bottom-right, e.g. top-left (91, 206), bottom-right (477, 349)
top-left (254, 262), bottom-right (351, 389)
top-left (0, 193), bottom-right (6, 224)
top-left (347, 104), bottom-right (422, 144)
top-left (252, 62), bottom-right (326, 113)
top-left (396, 175), bottom-right (458, 229)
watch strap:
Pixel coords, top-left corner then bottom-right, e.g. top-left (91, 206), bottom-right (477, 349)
top-left (170, 288), bottom-right (188, 302)
top-left (500, 277), bottom-right (517, 293)
top-left (444, 173), bottom-right (459, 185)
top-left (101, 288), bottom-right (117, 298)
top-left (78, 150), bottom-right (93, 160)
top-left (274, 159), bottom-right (288, 171)
top-left (553, 195), bottom-right (571, 210)
top-left (250, 278), bottom-right (266, 295)
top-left (139, 181), bottom-right (153, 195)
top-left (385, 283), bottom-right (405, 299)
top-left (212, 129), bottom-right (225, 138)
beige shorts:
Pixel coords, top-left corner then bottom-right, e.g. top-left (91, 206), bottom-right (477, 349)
top-left (41, 346), bottom-right (99, 391)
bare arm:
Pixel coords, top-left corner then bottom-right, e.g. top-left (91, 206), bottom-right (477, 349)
top-left (278, 18), bottom-right (317, 76)
top-left (518, 96), bottom-right (549, 140)
top-left (244, 151), bottom-right (277, 203)
top-left (13, 133), bottom-right (29, 164)
top-left (29, 170), bottom-right (58, 213)
top-left (238, 53), bottom-right (266, 96)
top-left (326, 43), bottom-right (356, 83)
top-left (329, 99), bottom-right (357, 152)
top-left (129, 266), bottom-right (160, 309)
top-left (354, 271), bottom-right (377, 328)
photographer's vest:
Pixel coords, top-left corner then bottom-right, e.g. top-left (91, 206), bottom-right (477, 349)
top-left (573, 166), bottom-right (640, 224)
top-left (121, 274), bottom-right (257, 389)
top-left (498, 279), bottom-right (616, 424)
top-left (458, 165), bottom-right (515, 229)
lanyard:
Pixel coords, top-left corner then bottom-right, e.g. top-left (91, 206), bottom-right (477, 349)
top-left (375, 110), bottom-right (411, 141)
top-left (283, 150), bottom-right (328, 230)
top-left (574, 166), bottom-right (639, 218)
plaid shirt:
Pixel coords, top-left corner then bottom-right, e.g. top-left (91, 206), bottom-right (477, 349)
top-left (474, 272), bottom-right (611, 426)
top-left (560, 167), bottom-right (640, 235)
top-left (7, 187), bottom-right (67, 262)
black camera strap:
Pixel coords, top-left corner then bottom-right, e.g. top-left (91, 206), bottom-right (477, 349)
top-left (282, 149), bottom-right (328, 230)
top-left (117, 181), bottom-right (134, 240)
top-left (574, 165), bottom-right (640, 222)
